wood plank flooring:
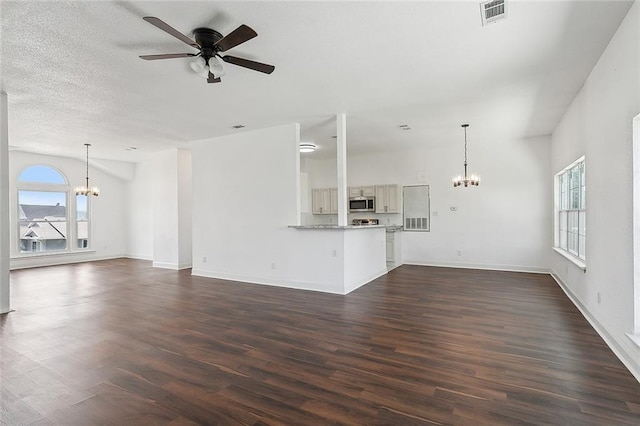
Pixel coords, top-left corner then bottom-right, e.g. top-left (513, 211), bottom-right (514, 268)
top-left (2, 259), bottom-right (640, 425)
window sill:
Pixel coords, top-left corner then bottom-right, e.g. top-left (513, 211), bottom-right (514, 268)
top-left (11, 249), bottom-right (96, 260)
top-left (552, 247), bottom-right (586, 271)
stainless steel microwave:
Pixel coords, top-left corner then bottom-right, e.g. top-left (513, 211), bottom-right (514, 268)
top-left (349, 196), bottom-right (375, 212)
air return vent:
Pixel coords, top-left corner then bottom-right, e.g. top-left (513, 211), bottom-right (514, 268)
top-left (480, 0), bottom-right (507, 26)
top-left (405, 217), bottom-right (429, 231)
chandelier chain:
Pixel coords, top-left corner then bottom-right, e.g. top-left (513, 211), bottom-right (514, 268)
top-left (85, 143), bottom-right (90, 188)
top-left (464, 125), bottom-right (468, 166)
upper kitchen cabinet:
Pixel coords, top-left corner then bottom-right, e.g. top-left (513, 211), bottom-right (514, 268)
top-left (312, 187), bottom-right (338, 214)
top-left (349, 185), bottom-right (375, 197)
top-left (375, 184), bottom-right (399, 213)
top-left (330, 188), bottom-right (338, 214)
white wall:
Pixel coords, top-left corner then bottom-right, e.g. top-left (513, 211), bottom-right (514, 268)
top-left (126, 149), bottom-right (192, 269)
top-left (9, 151), bottom-right (128, 268)
top-left (399, 135), bottom-right (550, 272)
top-left (550, 1), bottom-right (640, 380)
top-left (191, 124), bottom-right (301, 284)
top-left (125, 159), bottom-right (154, 260)
top-left (307, 134), bottom-right (551, 272)
top-left (191, 123), bottom-right (386, 294)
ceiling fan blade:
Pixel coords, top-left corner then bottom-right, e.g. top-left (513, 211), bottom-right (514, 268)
top-left (207, 72), bottom-right (221, 83)
top-left (221, 55), bottom-right (275, 74)
top-left (139, 53), bottom-right (197, 60)
top-left (214, 24), bottom-right (257, 52)
top-left (143, 17), bottom-right (199, 48)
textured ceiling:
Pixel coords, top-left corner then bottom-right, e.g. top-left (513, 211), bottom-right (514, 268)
top-left (0, 1), bottom-right (634, 162)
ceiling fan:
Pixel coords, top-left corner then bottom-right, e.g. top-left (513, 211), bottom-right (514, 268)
top-left (139, 17), bottom-right (275, 83)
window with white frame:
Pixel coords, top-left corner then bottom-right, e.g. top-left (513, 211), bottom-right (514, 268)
top-left (17, 165), bottom-right (91, 255)
top-left (555, 157), bottom-right (586, 262)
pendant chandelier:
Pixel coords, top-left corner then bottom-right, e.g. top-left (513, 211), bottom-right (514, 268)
top-left (452, 124), bottom-right (480, 188)
top-left (75, 143), bottom-right (100, 196)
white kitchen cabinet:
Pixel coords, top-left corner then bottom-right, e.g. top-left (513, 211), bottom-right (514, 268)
top-left (375, 184), bottom-right (399, 213)
top-left (385, 228), bottom-right (403, 267)
top-left (312, 187), bottom-right (338, 214)
top-left (349, 185), bottom-right (375, 197)
top-left (330, 187), bottom-right (338, 214)
top-left (386, 233), bottom-right (395, 261)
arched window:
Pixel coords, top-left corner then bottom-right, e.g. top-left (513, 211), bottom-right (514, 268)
top-left (17, 164), bottom-right (90, 254)
top-left (18, 165), bottom-right (67, 184)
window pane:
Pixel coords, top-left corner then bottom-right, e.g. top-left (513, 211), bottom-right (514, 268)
top-left (571, 166), bottom-right (580, 189)
top-left (559, 211), bottom-right (567, 249)
top-left (18, 165), bottom-right (66, 184)
top-left (568, 211), bottom-right (579, 255)
top-left (571, 187), bottom-right (580, 209)
top-left (561, 174), bottom-right (568, 209)
top-left (19, 190), bottom-right (67, 253)
top-left (560, 229), bottom-right (567, 250)
top-left (569, 210), bottom-right (579, 233)
top-left (76, 195), bottom-right (89, 249)
top-left (578, 235), bottom-right (586, 260)
top-left (559, 211), bottom-right (567, 231)
top-left (579, 211), bottom-right (586, 236)
top-left (568, 231), bottom-right (578, 256)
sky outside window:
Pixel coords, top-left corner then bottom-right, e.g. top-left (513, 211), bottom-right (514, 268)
top-left (18, 165), bottom-right (66, 184)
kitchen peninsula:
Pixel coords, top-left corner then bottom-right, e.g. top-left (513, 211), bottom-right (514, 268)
top-left (288, 223), bottom-right (387, 294)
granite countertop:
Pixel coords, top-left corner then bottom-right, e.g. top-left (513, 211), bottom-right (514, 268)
top-left (290, 224), bottom-right (403, 231)
top-left (289, 224), bottom-right (388, 230)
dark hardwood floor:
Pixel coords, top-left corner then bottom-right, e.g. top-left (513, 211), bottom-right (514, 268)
top-left (2, 259), bottom-right (640, 425)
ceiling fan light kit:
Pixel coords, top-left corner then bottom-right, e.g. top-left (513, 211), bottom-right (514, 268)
top-left (139, 17), bottom-right (274, 84)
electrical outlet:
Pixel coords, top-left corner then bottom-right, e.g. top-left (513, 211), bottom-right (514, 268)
top-left (202, 256), bottom-right (207, 263)
top-left (597, 292), bottom-right (601, 304)
top-left (332, 249), bottom-right (337, 257)
top-left (271, 262), bottom-right (277, 270)
top-left (457, 250), bottom-right (462, 256)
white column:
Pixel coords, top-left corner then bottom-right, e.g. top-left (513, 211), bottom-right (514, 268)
top-left (176, 149), bottom-right (192, 269)
top-left (336, 113), bottom-right (348, 226)
top-left (0, 92), bottom-right (10, 314)
top-left (151, 148), bottom-right (193, 270)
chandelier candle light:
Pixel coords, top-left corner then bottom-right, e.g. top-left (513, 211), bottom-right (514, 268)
top-left (75, 143), bottom-right (100, 196)
top-left (452, 124), bottom-right (480, 188)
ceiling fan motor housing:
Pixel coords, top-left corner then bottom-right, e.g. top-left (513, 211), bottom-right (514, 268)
top-left (193, 27), bottom-right (223, 60)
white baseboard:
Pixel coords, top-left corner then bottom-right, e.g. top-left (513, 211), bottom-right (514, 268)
top-left (10, 253), bottom-right (123, 270)
top-left (192, 268), bottom-right (351, 295)
top-left (344, 268), bottom-right (388, 294)
top-left (402, 259), bottom-right (551, 274)
top-left (124, 254), bottom-right (153, 261)
top-left (551, 273), bottom-right (640, 383)
top-left (152, 261), bottom-right (191, 270)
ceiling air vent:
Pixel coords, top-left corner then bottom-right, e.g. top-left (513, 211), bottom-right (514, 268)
top-left (480, 0), bottom-right (507, 26)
